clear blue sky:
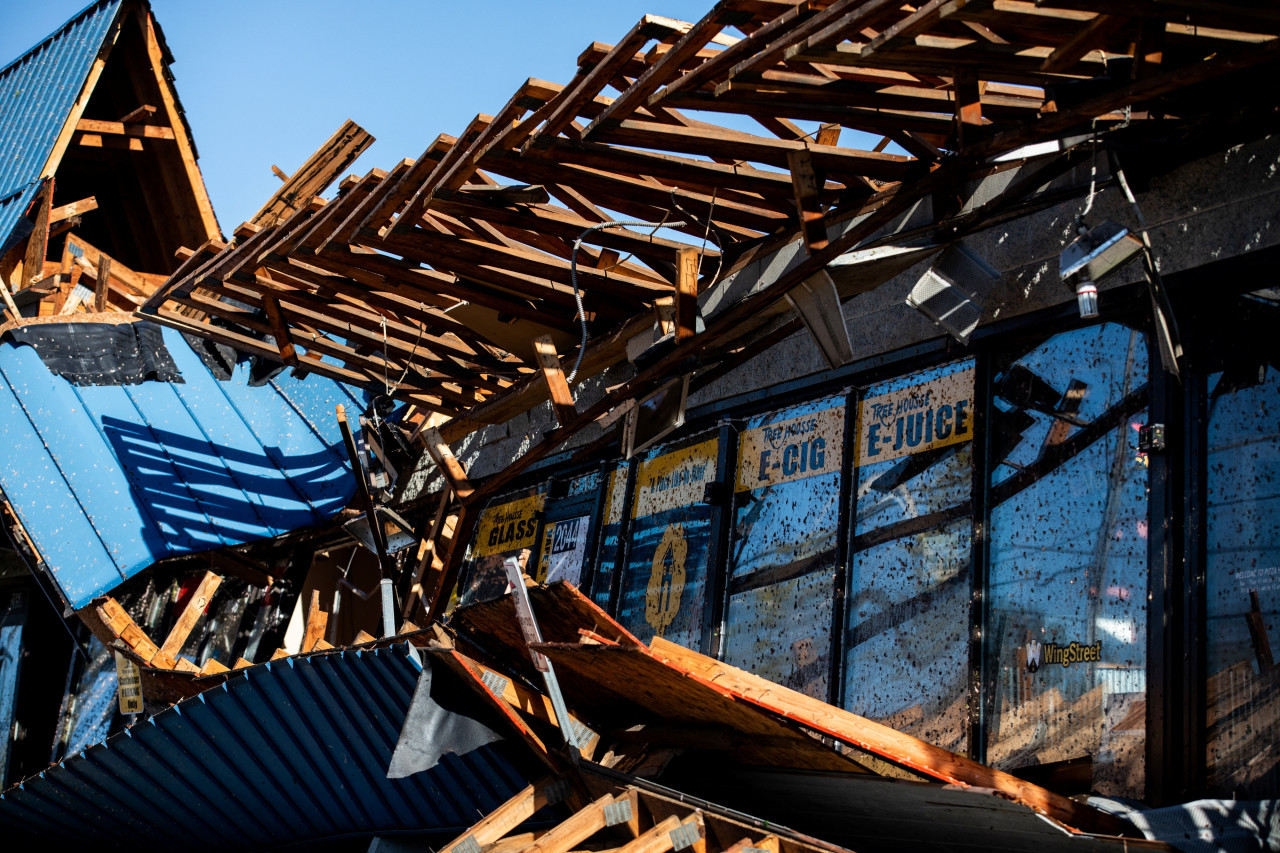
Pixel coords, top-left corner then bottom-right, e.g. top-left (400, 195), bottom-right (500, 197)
top-left (2, 0), bottom-right (718, 231)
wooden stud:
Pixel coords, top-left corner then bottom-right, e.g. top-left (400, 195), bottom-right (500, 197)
top-left (118, 104), bottom-right (156, 123)
top-left (953, 68), bottom-right (984, 148)
top-left (22, 180), bottom-right (53, 290)
top-left (532, 335), bottom-right (577, 427)
top-left (403, 484), bottom-right (453, 620)
top-left (155, 571), bottom-right (222, 663)
top-left (94, 254), bottom-right (111, 313)
top-left (785, 150), bottom-right (827, 253)
top-left (49, 196), bottom-right (98, 224)
top-left (524, 793), bottom-right (615, 853)
top-left (438, 777), bottom-right (562, 853)
top-left (260, 293), bottom-right (299, 366)
top-left (74, 118), bottom-right (175, 139)
top-left (674, 248), bottom-right (699, 343)
top-left (303, 589), bottom-right (329, 653)
top-left (1041, 13), bottom-right (1127, 73)
top-left (421, 426), bottom-right (475, 500)
top-left (615, 816), bottom-right (682, 853)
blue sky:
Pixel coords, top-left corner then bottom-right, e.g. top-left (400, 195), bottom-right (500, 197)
top-left (3, 0), bottom-right (715, 230)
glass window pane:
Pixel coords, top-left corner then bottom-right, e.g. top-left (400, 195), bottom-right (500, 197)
top-left (459, 487), bottom-right (547, 606)
top-left (723, 397), bottom-right (845, 700)
top-left (986, 323), bottom-right (1148, 798)
top-left (844, 360), bottom-right (974, 753)
top-left (590, 462), bottom-right (630, 610)
top-left (1205, 364), bottom-right (1280, 798)
top-left (616, 433), bottom-right (722, 650)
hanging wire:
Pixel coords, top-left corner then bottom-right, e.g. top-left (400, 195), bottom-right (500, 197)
top-left (567, 218), bottom-right (687, 382)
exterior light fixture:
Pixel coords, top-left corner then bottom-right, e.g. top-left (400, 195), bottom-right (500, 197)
top-left (905, 243), bottom-right (999, 344)
top-left (1059, 219), bottom-right (1142, 319)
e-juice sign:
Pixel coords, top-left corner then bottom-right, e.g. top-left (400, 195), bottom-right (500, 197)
top-left (737, 405), bottom-right (844, 491)
top-left (856, 367), bottom-right (975, 464)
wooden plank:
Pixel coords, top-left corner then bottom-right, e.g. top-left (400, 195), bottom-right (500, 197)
top-left (404, 484), bottom-right (452, 620)
top-left (1040, 13), bottom-right (1128, 72)
top-left (250, 119), bottom-right (375, 226)
top-left (533, 335), bottom-right (577, 427)
top-left (50, 196), bottom-right (98, 224)
top-left (93, 254), bottom-right (111, 312)
top-left (675, 248), bottom-right (700, 342)
top-left (140, 10), bottom-right (221, 241)
top-left (422, 426), bottom-right (475, 499)
top-left (785, 150), bottom-right (827, 252)
top-left (260, 293), bottom-right (299, 366)
top-left (75, 118), bottom-right (176, 139)
top-left (525, 794), bottom-right (615, 853)
top-left (953, 67), bottom-right (984, 147)
top-left (119, 104), bottom-right (156, 123)
top-left (616, 816), bottom-right (682, 853)
top-left (156, 571), bottom-right (222, 662)
top-left (22, 180), bottom-right (53, 290)
top-left (437, 776), bottom-right (562, 853)
top-left (646, 637), bottom-right (1131, 835)
top-left (303, 589), bottom-right (328, 653)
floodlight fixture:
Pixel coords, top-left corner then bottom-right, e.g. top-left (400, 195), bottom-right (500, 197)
top-left (1059, 219), bottom-right (1143, 319)
top-left (905, 243), bottom-right (999, 344)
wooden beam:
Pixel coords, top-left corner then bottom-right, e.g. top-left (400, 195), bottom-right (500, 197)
top-left (22, 180), bottom-right (52, 290)
top-left (251, 119), bottom-right (374, 226)
top-left (74, 132), bottom-right (143, 151)
top-left (260, 293), bottom-right (299, 366)
top-left (421, 426), bottom-right (475, 499)
top-left (1041, 13), bottom-right (1127, 73)
top-left (140, 10), bottom-right (221, 241)
top-left (156, 571), bottom-right (222, 663)
top-left (525, 794), bottom-right (615, 853)
top-left (119, 104), bottom-right (156, 123)
top-left (303, 589), bottom-right (328, 653)
top-left (615, 816), bottom-right (683, 853)
top-left (438, 777), bottom-right (563, 853)
top-left (532, 335), bottom-right (577, 427)
top-left (647, 637), bottom-right (1131, 836)
top-left (40, 15), bottom-right (118, 179)
top-left (75, 118), bottom-right (175, 139)
top-left (953, 68), bottom-right (984, 148)
top-left (50, 196), bottom-right (98, 224)
top-left (786, 149), bottom-right (827, 252)
top-left (675, 248), bottom-right (699, 343)
top-left (94, 254), bottom-right (111, 313)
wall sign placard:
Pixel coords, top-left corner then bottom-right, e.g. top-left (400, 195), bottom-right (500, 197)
top-left (856, 367), bottom-right (975, 464)
top-left (632, 438), bottom-right (718, 519)
top-left (736, 404), bottom-right (844, 491)
top-left (539, 515), bottom-right (590, 586)
top-left (472, 493), bottom-right (546, 559)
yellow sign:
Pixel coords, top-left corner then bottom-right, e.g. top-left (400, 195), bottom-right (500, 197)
top-left (472, 493), bottom-right (546, 558)
top-left (632, 438), bottom-right (718, 519)
top-left (114, 651), bottom-right (143, 714)
top-left (856, 367), bottom-right (975, 464)
top-left (646, 523), bottom-right (688, 636)
top-left (736, 405), bottom-right (844, 492)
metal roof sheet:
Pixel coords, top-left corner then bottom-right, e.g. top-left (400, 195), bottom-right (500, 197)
top-left (0, 646), bottom-right (535, 849)
top-left (0, 323), bottom-right (368, 609)
top-left (0, 0), bottom-right (124, 248)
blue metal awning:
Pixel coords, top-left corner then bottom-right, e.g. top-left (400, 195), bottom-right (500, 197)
top-left (0, 324), bottom-right (368, 609)
top-left (0, 646), bottom-right (536, 849)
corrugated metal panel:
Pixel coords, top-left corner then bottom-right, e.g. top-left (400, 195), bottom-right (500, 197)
top-left (0, 1), bottom-right (124, 247)
top-left (0, 646), bottom-right (534, 849)
top-left (0, 325), bottom-right (368, 609)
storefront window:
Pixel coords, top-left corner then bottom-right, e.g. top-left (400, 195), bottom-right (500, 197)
top-left (843, 360), bottom-right (974, 752)
top-left (1205, 363), bottom-right (1280, 798)
top-left (986, 323), bottom-right (1148, 797)
top-left (590, 462), bottom-right (630, 610)
top-left (723, 398), bottom-right (845, 700)
top-left (615, 432), bottom-right (724, 650)
top-left (458, 486), bottom-right (547, 606)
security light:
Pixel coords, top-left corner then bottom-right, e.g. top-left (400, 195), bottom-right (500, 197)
top-left (905, 243), bottom-right (999, 344)
top-left (1059, 219), bottom-right (1142, 319)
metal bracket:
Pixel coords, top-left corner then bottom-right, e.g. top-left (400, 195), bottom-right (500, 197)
top-left (1138, 423), bottom-right (1166, 453)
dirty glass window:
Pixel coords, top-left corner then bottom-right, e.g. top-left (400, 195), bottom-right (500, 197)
top-left (986, 323), bottom-right (1148, 798)
top-left (723, 397), bottom-right (845, 701)
top-left (590, 462), bottom-right (631, 610)
top-left (616, 432), bottom-right (723, 651)
top-left (843, 360), bottom-right (975, 753)
top-left (534, 470), bottom-right (603, 590)
top-left (458, 486), bottom-right (547, 606)
top-left (1205, 363), bottom-right (1280, 798)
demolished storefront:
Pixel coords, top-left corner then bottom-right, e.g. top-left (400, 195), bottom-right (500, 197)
top-left (0, 0), bottom-right (1278, 849)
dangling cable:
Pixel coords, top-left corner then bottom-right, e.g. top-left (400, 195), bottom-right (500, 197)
top-left (567, 218), bottom-right (687, 383)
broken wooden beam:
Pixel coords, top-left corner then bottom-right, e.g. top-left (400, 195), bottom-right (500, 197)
top-left (156, 570), bottom-right (222, 663)
top-left (533, 335), bottom-right (577, 427)
top-left (422, 426), bottom-right (475, 499)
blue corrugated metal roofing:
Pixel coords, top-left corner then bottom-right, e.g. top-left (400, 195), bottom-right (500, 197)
top-left (0, 646), bottom-right (535, 849)
top-left (0, 1), bottom-right (125, 249)
top-left (0, 324), bottom-right (368, 609)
